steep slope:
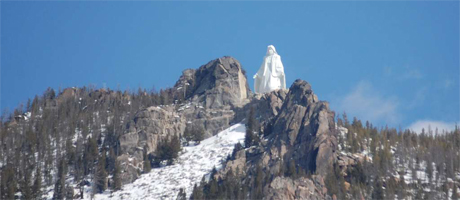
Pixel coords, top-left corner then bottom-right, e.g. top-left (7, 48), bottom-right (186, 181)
top-left (95, 123), bottom-right (245, 200)
top-left (263, 79), bottom-right (337, 177)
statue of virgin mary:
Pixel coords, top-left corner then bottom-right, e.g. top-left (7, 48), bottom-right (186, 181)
top-left (253, 45), bottom-right (286, 94)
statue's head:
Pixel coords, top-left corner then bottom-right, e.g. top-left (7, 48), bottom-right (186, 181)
top-left (267, 45), bottom-right (277, 56)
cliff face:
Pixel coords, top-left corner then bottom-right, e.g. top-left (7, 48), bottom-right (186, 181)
top-left (116, 56), bottom-right (252, 184)
top-left (265, 79), bottom-right (337, 177)
top-left (174, 56), bottom-right (251, 109)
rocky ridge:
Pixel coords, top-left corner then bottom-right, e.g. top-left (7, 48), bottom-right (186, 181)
top-left (116, 56), bottom-right (338, 199)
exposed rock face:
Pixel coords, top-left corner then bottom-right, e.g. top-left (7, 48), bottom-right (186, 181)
top-left (179, 102), bottom-right (235, 138)
top-left (175, 56), bottom-right (251, 109)
top-left (120, 106), bottom-right (185, 158)
top-left (117, 56), bottom-right (252, 184)
top-left (117, 154), bottom-right (142, 184)
top-left (117, 106), bottom-right (185, 184)
top-left (172, 56), bottom-right (253, 136)
top-left (233, 89), bottom-right (288, 129)
top-left (264, 79), bottom-right (337, 176)
top-left (212, 79), bottom-right (337, 200)
top-left (265, 176), bottom-right (330, 200)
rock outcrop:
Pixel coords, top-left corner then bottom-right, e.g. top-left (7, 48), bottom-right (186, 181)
top-left (120, 106), bottom-right (185, 158)
top-left (174, 56), bottom-right (252, 136)
top-left (265, 176), bottom-right (330, 200)
top-left (263, 79), bottom-right (337, 176)
top-left (174, 56), bottom-right (251, 109)
top-left (211, 79), bottom-right (337, 200)
top-left (116, 56), bottom-right (252, 184)
top-left (233, 88), bottom-right (288, 129)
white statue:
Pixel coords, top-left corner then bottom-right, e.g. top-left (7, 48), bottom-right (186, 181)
top-left (253, 45), bottom-right (286, 94)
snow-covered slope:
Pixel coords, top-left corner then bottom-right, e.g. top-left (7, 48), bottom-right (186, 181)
top-left (95, 123), bottom-right (246, 200)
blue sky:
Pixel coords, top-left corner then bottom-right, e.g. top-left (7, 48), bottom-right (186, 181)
top-left (1, 1), bottom-right (458, 132)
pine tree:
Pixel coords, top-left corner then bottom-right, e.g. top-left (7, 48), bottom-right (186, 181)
top-left (22, 169), bottom-right (32, 200)
top-left (176, 188), bottom-right (187, 200)
top-left (169, 135), bottom-right (182, 164)
top-left (1, 165), bottom-right (16, 200)
top-left (426, 158), bottom-right (433, 183)
top-left (53, 159), bottom-right (67, 200)
top-left (453, 185), bottom-right (459, 200)
top-left (253, 165), bottom-right (264, 199)
top-left (66, 137), bottom-right (76, 165)
top-left (208, 178), bottom-right (218, 199)
top-left (112, 160), bottom-right (122, 191)
top-left (183, 125), bottom-right (194, 146)
top-left (144, 151), bottom-right (151, 173)
top-left (286, 159), bottom-right (297, 179)
top-left (396, 175), bottom-right (407, 199)
top-left (184, 124), bottom-right (204, 146)
top-left (32, 167), bottom-right (42, 198)
top-left (84, 136), bottom-right (98, 175)
top-left (192, 125), bottom-right (205, 144)
top-left (325, 163), bottom-right (345, 199)
top-left (191, 183), bottom-right (203, 200)
top-left (65, 184), bottom-right (74, 199)
top-left (342, 112), bottom-right (349, 127)
top-left (157, 135), bottom-right (182, 165)
top-left (107, 146), bottom-right (117, 173)
top-left (245, 107), bottom-right (259, 148)
top-left (372, 176), bottom-right (384, 200)
top-left (95, 150), bottom-right (108, 193)
top-left (415, 187), bottom-right (424, 200)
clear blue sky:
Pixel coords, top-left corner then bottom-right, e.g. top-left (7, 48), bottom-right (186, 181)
top-left (1, 1), bottom-right (458, 131)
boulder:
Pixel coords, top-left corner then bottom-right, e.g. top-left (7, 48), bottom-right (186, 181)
top-left (117, 154), bottom-right (142, 184)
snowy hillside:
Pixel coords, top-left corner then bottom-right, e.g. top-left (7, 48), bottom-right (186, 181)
top-left (94, 123), bottom-right (246, 200)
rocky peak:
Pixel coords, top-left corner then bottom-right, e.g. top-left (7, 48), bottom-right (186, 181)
top-left (282, 79), bottom-right (319, 108)
top-left (174, 56), bottom-right (251, 109)
top-left (263, 79), bottom-right (337, 176)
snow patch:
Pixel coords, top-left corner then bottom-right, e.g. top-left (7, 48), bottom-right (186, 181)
top-left (94, 123), bottom-right (246, 200)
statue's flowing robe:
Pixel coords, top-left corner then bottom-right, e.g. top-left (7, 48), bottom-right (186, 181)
top-left (254, 45), bottom-right (286, 94)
